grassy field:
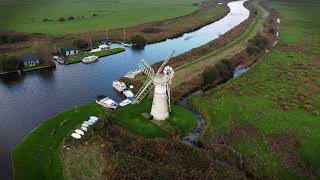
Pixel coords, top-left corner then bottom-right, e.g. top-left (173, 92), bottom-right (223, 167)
top-left (64, 47), bottom-right (124, 64)
top-left (13, 103), bottom-right (105, 180)
top-left (190, 0), bottom-right (320, 178)
top-left (0, 0), bottom-right (202, 35)
top-left (113, 99), bottom-right (197, 137)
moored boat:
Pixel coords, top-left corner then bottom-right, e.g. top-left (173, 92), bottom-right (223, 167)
top-left (96, 95), bottom-right (118, 109)
top-left (82, 55), bottom-right (99, 64)
top-left (53, 56), bottom-right (65, 64)
top-left (119, 99), bottom-right (132, 107)
top-left (123, 90), bottom-right (134, 99)
top-left (124, 69), bottom-right (141, 79)
top-left (112, 81), bottom-right (127, 92)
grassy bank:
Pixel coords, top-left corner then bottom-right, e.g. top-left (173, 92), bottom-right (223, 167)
top-left (21, 63), bottom-right (56, 72)
top-left (0, 0), bottom-right (201, 35)
top-left (64, 48), bottom-right (124, 64)
top-left (190, 0), bottom-right (320, 178)
top-left (13, 103), bottom-right (105, 180)
top-left (113, 99), bottom-right (197, 137)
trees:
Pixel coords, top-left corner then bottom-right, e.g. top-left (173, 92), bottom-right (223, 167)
top-left (0, 55), bottom-right (19, 72)
top-left (73, 39), bottom-right (89, 49)
top-left (129, 35), bottom-right (147, 47)
top-left (38, 45), bottom-right (54, 66)
top-left (202, 59), bottom-right (234, 87)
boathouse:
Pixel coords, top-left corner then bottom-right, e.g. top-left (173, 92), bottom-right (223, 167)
top-left (19, 54), bottom-right (41, 68)
top-left (61, 47), bottom-right (80, 57)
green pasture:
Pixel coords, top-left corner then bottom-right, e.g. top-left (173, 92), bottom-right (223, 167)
top-left (190, 0), bottom-right (320, 178)
top-left (0, 0), bottom-right (201, 34)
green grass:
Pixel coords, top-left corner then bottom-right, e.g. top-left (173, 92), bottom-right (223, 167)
top-left (64, 47), bottom-right (124, 64)
top-left (113, 99), bottom-right (197, 138)
top-left (0, 0), bottom-right (201, 35)
top-left (190, 0), bottom-right (320, 178)
top-left (13, 103), bottom-right (105, 180)
top-left (13, 99), bottom-right (197, 179)
top-left (21, 63), bottom-right (55, 72)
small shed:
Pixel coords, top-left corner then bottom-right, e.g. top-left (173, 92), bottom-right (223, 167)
top-left (61, 47), bottom-right (80, 57)
top-left (19, 54), bottom-right (41, 68)
top-left (99, 38), bottom-right (109, 45)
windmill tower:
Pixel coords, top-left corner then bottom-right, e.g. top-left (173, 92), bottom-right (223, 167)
top-left (132, 51), bottom-right (175, 120)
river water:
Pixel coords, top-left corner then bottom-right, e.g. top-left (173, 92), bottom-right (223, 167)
top-left (0, 1), bottom-right (249, 179)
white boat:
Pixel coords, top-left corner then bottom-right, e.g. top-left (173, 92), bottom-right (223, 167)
top-left (53, 56), bottom-right (64, 64)
top-left (184, 36), bottom-right (192, 40)
top-left (122, 28), bottom-right (133, 47)
top-left (90, 116), bottom-right (98, 122)
top-left (75, 129), bottom-right (84, 135)
top-left (81, 123), bottom-right (89, 128)
top-left (121, 43), bottom-right (133, 47)
top-left (81, 126), bottom-right (88, 132)
top-left (96, 95), bottom-right (118, 109)
top-left (119, 99), bottom-right (132, 107)
top-left (82, 55), bottom-right (99, 64)
top-left (112, 81), bottom-right (127, 92)
top-left (124, 69), bottom-right (141, 79)
top-left (123, 90), bottom-right (134, 98)
top-left (99, 44), bottom-right (110, 50)
top-left (71, 133), bottom-right (81, 139)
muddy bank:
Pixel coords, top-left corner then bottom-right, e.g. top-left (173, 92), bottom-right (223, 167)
top-left (0, 0), bottom-right (229, 54)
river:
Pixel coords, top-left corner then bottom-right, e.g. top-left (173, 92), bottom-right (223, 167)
top-left (0, 1), bottom-right (249, 179)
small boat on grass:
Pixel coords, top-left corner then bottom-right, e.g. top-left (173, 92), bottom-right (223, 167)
top-left (112, 81), bottom-right (127, 92)
top-left (119, 99), bottom-right (132, 107)
top-left (82, 56), bottom-right (99, 64)
top-left (96, 95), bottom-right (118, 109)
top-left (123, 89), bottom-right (134, 99)
top-left (71, 133), bottom-right (81, 139)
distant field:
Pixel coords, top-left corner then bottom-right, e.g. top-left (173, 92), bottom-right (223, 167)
top-left (191, 0), bottom-right (320, 178)
top-left (0, 0), bottom-right (202, 35)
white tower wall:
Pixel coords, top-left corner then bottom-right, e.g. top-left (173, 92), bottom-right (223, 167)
top-left (150, 75), bottom-right (169, 120)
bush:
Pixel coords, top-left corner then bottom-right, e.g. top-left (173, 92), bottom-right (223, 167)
top-left (93, 13), bottom-right (98, 17)
top-left (202, 59), bottom-right (234, 87)
top-left (58, 17), bottom-right (65, 22)
top-left (73, 39), bottom-right (88, 49)
top-left (0, 33), bottom-right (28, 45)
top-left (129, 35), bottom-right (147, 46)
top-left (0, 55), bottom-right (19, 72)
top-left (42, 18), bottom-right (50, 22)
top-left (246, 45), bottom-right (260, 55)
top-left (68, 16), bottom-right (75, 20)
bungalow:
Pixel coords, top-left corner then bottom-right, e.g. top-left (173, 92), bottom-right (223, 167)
top-left (19, 54), bottom-right (41, 68)
top-left (99, 38), bottom-right (109, 45)
top-left (61, 47), bottom-right (80, 57)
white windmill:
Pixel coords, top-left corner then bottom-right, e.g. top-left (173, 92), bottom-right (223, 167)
top-left (132, 51), bottom-right (175, 120)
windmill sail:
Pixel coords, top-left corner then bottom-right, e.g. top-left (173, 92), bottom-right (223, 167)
top-left (139, 59), bottom-right (155, 77)
top-left (132, 79), bottom-right (154, 104)
top-left (156, 50), bottom-right (175, 74)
